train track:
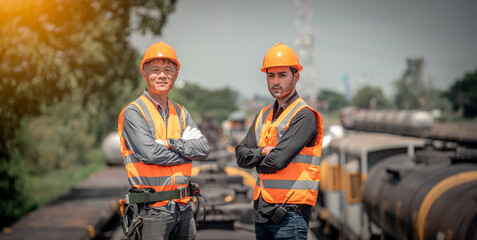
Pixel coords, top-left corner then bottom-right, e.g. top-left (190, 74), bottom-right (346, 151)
top-left (0, 167), bottom-right (129, 240)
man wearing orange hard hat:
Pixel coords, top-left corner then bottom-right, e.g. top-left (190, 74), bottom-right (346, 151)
top-left (118, 42), bottom-right (209, 240)
top-left (236, 43), bottom-right (324, 239)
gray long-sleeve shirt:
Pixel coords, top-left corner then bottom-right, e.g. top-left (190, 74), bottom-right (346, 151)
top-left (121, 90), bottom-right (209, 165)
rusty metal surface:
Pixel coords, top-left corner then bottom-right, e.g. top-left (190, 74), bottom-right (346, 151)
top-left (0, 166), bottom-right (129, 240)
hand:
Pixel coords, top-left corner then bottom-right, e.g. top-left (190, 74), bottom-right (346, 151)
top-left (182, 126), bottom-right (203, 140)
top-left (261, 146), bottom-right (274, 156)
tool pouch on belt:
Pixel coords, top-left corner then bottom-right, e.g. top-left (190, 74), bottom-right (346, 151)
top-left (119, 200), bottom-right (142, 239)
top-left (119, 188), bottom-right (158, 239)
top-left (119, 182), bottom-right (205, 235)
top-left (188, 182), bottom-right (207, 229)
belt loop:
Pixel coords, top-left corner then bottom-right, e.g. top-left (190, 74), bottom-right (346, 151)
top-left (143, 189), bottom-right (151, 206)
top-left (144, 192), bottom-right (150, 204)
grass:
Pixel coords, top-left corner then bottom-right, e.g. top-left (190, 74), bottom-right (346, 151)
top-left (24, 151), bottom-right (107, 207)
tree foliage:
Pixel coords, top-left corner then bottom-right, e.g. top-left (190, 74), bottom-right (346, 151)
top-left (351, 85), bottom-right (390, 109)
top-left (393, 58), bottom-right (425, 109)
top-left (1, 0), bottom-right (176, 154)
top-left (15, 94), bottom-right (96, 175)
top-left (394, 76), bottom-right (420, 109)
top-left (0, 0), bottom-right (176, 227)
top-left (169, 82), bottom-right (239, 124)
top-left (392, 58), bottom-right (450, 111)
top-left (317, 89), bottom-right (348, 113)
top-left (443, 69), bottom-right (477, 118)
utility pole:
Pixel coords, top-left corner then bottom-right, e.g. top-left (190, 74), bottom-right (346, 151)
top-left (294, 0), bottom-right (317, 109)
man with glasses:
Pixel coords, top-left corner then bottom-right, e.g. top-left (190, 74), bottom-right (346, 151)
top-left (118, 42), bottom-right (209, 240)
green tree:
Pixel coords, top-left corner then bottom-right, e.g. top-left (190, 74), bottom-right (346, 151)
top-left (169, 82), bottom-right (239, 124)
top-left (393, 58), bottom-right (449, 110)
top-left (422, 86), bottom-right (452, 114)
top-left (443, 69), bottom-right (477, 118)
top-left (0, 0), bottom-right (176, 227)
top-left (393, 58), bottom-right (425, 109)
top-left (394, 77), bottom-right (420, 109)
top-left (351, 85), bottom-right (390, 109)
top-left (317, 89), bottom-right (348, 113)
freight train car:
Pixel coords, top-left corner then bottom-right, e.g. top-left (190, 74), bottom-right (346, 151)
top-left (316, 133), bottom-right (426, 239)
top-left (363, 146), bottom-right (477, 240)
top-left (315, 108), bottom-right (477, 240)
top-left (340, 107), bottom-right (434, 137)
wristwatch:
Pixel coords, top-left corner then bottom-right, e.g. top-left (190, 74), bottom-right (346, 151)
top-left (167, 139), bottom-right (175, 150)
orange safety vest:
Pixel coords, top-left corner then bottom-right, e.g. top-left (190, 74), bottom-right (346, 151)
top-left (118, 95), bottom-right (191, 207)
top-left (253, 97), bottom-right (323, 206)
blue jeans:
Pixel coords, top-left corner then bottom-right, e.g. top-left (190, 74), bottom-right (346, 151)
top-left (255, 210), bottom-right (309, 240)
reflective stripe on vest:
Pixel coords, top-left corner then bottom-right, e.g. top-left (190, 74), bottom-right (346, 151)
top-left (118, 97), bottom-right (190, 207)
top-left (253, 97), bottom-right (323, 206)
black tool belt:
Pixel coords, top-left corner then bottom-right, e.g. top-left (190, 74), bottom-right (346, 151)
top-left (126, 182), bottom-right (201, 205)
top-left (119, 182), bottom-right (204, 235)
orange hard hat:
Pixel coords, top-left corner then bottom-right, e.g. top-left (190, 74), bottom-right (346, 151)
top-left (140, 42), bottom-right (180, 71)
top-left (260, 43), bottom-right (303, 72)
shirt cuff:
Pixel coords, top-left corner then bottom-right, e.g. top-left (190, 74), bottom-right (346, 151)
top-left (257, 147), bottom-right (265, 159)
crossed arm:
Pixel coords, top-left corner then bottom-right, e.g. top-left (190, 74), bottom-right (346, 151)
top-left (235, 109), bottom-right (317, 174)
top-left (122, 106), bottom-right (209, 166)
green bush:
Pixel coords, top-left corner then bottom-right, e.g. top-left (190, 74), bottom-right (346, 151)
top-left (15, 95), bottom-right (96, 175)
top-left (2, 94), bottom-right (108, 227)
top-left (0, 157), bottom-right (34, 228)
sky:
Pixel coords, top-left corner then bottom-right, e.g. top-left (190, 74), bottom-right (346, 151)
top-left (129, 0), bottom-right (477, 100)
